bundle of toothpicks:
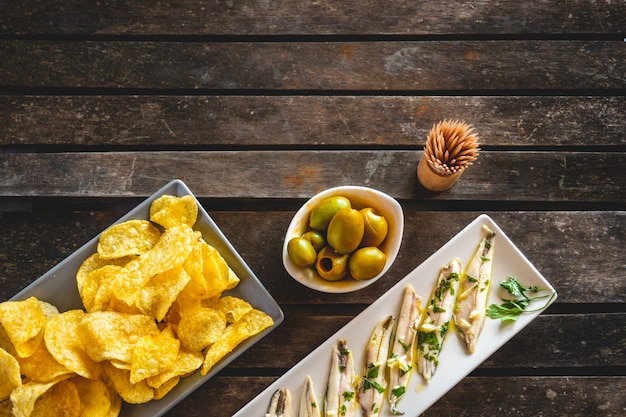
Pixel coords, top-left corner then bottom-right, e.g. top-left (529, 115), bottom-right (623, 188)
top-left (417, 119), bottom-right (480, 191)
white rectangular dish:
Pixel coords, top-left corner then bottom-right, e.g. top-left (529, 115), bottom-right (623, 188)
top-left (10, 179), bottom-right (284, 417)
top-left (235, 214), bottom-right (557, 416)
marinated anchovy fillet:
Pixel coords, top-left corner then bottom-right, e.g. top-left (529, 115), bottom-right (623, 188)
top-left (416, 258), bottom-right (462, 382)
top-left (325, 339), bottom-right (356, 417)
top-left (266, 388), bottom-right (293, 417)
top-left (357, 315), bottom-right (395, 417)
top-left (298, 375), bottom-right (321, 417)
top-left (387, 285), bottom-right (422, 415)
top-left (454, 225), bottom-right (496, 353)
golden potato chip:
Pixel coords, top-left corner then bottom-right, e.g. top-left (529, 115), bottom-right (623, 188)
top-left (149, 195), bottom-right (198, 229)
top-left (76, 254), bottom-right (134, 294)
top-left (37, 301), bottom-right (59, 318)
top-left (200, 241), bottom-right (230, 299)
top-left (0, 399), bottom-right (12, 417)
top-left (29, 379), bottom-right (80, 417)
top-left (110, 226), bottom-right (198, 306)
top-left (97, 220), bottom-right (161, 260)
top-left (82, 264), bottom-right (123, 312)
top-left (180, 239), bottom-right (207, 299)
top-left (212, 296), bottom-right (253, 324)
top-left (0, 297), bottom-right (45, 358)
top-left (151, 375), bottom-right (179, 400)
top-left (44, 310), bottom-right (102, 380)
top-left (226, 266), bottom-right (241, 290)
top-left (105, 384), bottom-right (122, 417)
top-left (177, 304), bottom-right (227, 352)
top-left (134, 266), bottom-right (191, 321)
top-left (77, 255), bottom-right (136, 312)
top-left (72, 377), bottom-right (114, 417)
top-left (201, 309), bottom-right (274, 376)
top-left (146, 348), bottom-right (203, 389)
top-left (0, 324), bottom-right (16, 356)
top-left (130, 327), bottom-right (180, 384)
top-left (9, 376), bottom-right (71, 417)
top-left (0, 347), bottom-right (21, 400)
top-left (16, 340), bottom-right (72, 383)
top-left (79, 311), bottom-right (158, 364)
top-left (101, 362), bottom-right (154, 405)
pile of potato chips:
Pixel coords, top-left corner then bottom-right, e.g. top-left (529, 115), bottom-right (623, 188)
top-left (0, 195), bottom-right (274, 417)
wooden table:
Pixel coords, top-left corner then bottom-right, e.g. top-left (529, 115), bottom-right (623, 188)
top-left (1, 1), bottom-right (625, 416)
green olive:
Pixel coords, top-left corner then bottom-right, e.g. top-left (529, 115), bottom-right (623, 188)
top-left (302, 231), bottom-right (326, 252)
top-left (326, 207), bottom-right (364, 254)
top-left (360, 207), bottom-right (389, 247)
top-left (287, 237), bottom-right (317, 267)
top-left (349, 246), bottom-right (387, 280)
top-left (309, 196), bottom-right (351, 231)
top-left (315, 246), bottom-right (349, 281)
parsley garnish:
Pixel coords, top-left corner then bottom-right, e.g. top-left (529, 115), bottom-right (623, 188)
top-left (486, 276), bottom-right (555, 323)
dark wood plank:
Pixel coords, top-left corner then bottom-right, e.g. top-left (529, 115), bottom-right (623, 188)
top-left (162, 375), bottom-right (626, 417)
top-left (2, 41), bottom-right (625, 90)
top-left (1, 0), bottom-right (624, 35)
top-left (0, 151), bottom-right (623, 202)
top-left (2, 96), bottom-right (625, 147)
top-left (2, 211), bottom-right (624, 305)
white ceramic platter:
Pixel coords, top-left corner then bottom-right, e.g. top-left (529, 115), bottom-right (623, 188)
top-left (235, 214), bottom-right (557, 416)
top-left (10, 179), bottom-right (284, 417)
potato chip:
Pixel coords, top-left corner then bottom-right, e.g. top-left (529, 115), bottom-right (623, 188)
top-left (146, 348), bottom-right (203, 389)
top-left (16, 340), bottom-right (72, 383)
top-left (37, 301), bottom-right (59, 318)
top-left (101, 362), bottom-right (154, 405)
top-left (0, 297), bottom-right (45, 358)
top-left (29, 379), bottom-right (80, 417)
top-left (77, 256), bottom-right (136, 312)
top-left (134, 266), bottom-right (191, 321)
top-left (97, 220), bottom-right (162, 260)
top-left (77, 254), bottom-right (135, 294)
top-left (9, 376), bottom-right (71, 417)
top-left (0, 348), bottom-right (21, 400)
top-left (129, 327), bottom-right (180, 384)
top-left (44, 310), bottom-right (102, 380)
top-left (212, 296), bottom-right (253, 324)
top-left (201, 309), bottom-right (274, 375)
top-left (105, 384), bottom-right (122, 417)
top-left (149, 195), bottom-right (198, 229)
top-left (151, 376), bottom-right (180, 400)
top-left (0, 324), bottom-right (16, 357)
top-left (72, 377), bottom-right (114, 417)
top-left (0, 399), bottom-right (12, 417)
top-left (79, 311), bottom-right (158, 364)
top-left (110, 225), bottom-right (197, 306)
top-left (200, 240), bottom-right (230, 299)
top-left (177, 304), bottom-right (227, 352)
top-left (226, 266), bottom-right (241, 290)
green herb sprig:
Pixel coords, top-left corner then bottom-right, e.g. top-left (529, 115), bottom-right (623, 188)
top-left (486, 276), bottom-right (555, 323)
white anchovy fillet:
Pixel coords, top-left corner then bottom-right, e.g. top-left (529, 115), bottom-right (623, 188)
top-left (298, 375), bottom-right (321, 417)
top-left (325, 339), bottom-right (356, 417)
top-left (416, 257), bottom-right (462, 382)
top-left (266, 388), bottom-right (293, 417)
top-left (387, 285), bottom-right (422, 415)
top-left (357, 315), bottom-right (395, 417)
top-left (454, 225), bottom-right (496, 353)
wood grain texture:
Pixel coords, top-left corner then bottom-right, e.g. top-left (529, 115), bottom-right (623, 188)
top-left (2, 211), bottom-right (624, 305)
top-left (2, 41), bottom-right (625, 90)
top-left (2, 95), bottom-right (625, 147)
top-left (1, 0), bottom-right (625, 35)
top-left (0, 151), bottom-right (623, 202)
top-left (161, 375), bottom-right (626, 417)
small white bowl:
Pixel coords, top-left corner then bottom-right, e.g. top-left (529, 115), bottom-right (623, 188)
top-left (283, 186), bottom-right (404, 293)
